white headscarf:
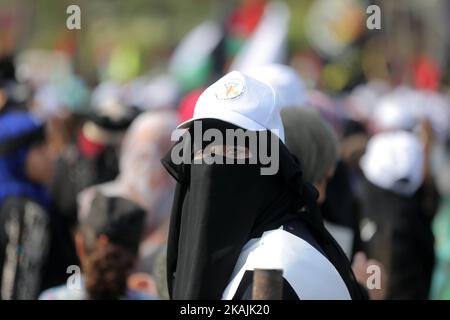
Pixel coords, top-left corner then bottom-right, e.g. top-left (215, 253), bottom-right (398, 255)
top-left (79, 111), bottom-right (178, 233)
top-left (246, 63), bottom-right (307, 109)
top-left (360, 131), bottom-right (424, 196)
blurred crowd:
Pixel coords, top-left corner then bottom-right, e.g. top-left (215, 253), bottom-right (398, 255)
top-left (1, 0), bottom-right (450, 300)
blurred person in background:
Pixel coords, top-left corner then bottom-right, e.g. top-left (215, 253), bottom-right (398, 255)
top-left (369, 87), bottom-right (442, 221)
top-left (367, 89), bottom-right (442, 300)
top-left (39, 191), bottom-right (154, 300)
top-left (78, 110), bottom-right (178, 298)
top-left (305, 89), bottom-right (371, 241)
top-left (49, 81), bottom-right (140, 228)
top-left (30, 75), bottom-right (90, 157)
top-left (358, 131), bottom-right (435, 299)
top-left (282, 108), bottom-right (338, 205)
top-left (108, 111), bottom-right (177, 276)
top-left (282, 107), bottom-right (386, 300)
top-left (322, 119), bottom-right (370, 257)
top-left (0, 111), bottom-right (76, 299)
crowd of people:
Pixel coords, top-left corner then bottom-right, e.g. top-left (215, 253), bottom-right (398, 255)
top-left (1, 0), bottom-right (450, 300)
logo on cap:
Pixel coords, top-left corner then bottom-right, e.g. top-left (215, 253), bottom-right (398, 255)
top-left (215, 78), bottom-right (245, 100)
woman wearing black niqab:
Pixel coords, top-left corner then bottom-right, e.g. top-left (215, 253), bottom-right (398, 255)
top-left (162, 71), bottom-right (366, 300)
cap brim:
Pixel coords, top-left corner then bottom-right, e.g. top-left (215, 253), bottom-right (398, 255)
top-left (176, 107), bottom-right (267, 132)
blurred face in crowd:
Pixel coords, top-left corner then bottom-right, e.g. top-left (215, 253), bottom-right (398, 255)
top-left (313, 166), bottom-right (336, 204)
top-left (116, 111), bottom-right (178, 234)
top-left (25, 142), bottom-right (54, 186)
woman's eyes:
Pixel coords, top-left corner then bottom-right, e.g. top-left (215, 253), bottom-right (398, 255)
top-left (226, 147), bottom-right (246, 159)
top-left (193, 145), bottom-right (251, 160)
top-left (226, 147), bottom-right (237, 156)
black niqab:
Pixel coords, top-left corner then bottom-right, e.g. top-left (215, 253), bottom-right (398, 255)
top-left (162, 119), bottom-right (366, 300)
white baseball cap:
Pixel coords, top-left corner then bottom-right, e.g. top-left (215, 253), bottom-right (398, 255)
top-left (245, 63), bottom-right (307, 109)
top-left (177, 70), bottom-right (285, 142)
top-left (360, 131), bottom-right (424, 196)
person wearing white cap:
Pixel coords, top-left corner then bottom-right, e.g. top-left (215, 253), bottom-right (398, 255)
top-left (162, 71), bottom-right (367, 300)
top-left (369, 87), bottom-right (442, 220)
top-left (359, 131), bottom-right (435, 299)
top-left (360, 131), bottom-right (425, 197)
top-left (176, 70), bottom-right (285, 141)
